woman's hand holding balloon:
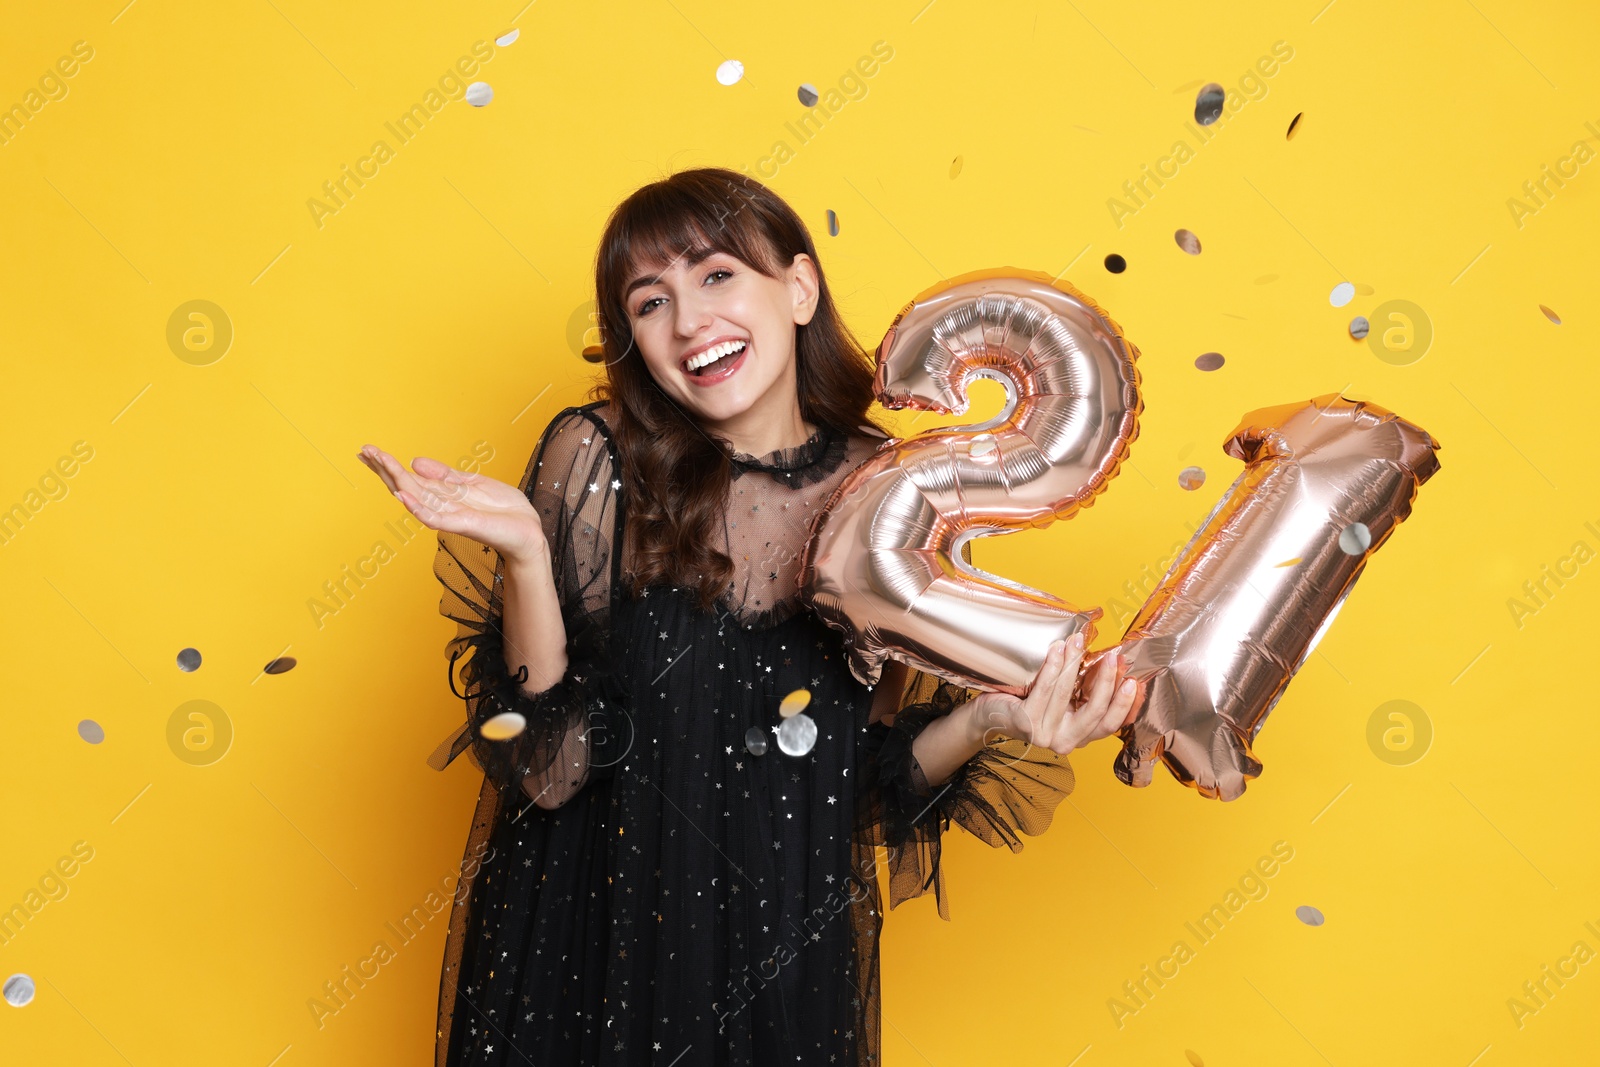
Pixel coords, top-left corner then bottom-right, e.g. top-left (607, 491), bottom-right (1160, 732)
top-left (357, 444), bottom-right (547, 567)
top-left (963, 633), bottom-right (1139, 757)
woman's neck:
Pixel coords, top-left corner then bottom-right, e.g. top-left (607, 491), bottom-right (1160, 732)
top-left (710, 411), bottom-right (818, 458)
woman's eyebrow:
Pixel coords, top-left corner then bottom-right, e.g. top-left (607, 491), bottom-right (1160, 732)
top-left (624, 246), bottom-right (721, 297)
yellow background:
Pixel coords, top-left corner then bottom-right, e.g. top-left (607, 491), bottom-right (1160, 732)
top-left (2, 0), bottom-right (1595, 1063)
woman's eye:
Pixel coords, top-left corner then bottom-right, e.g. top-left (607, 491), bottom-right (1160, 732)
top-left (635, 269), bottom-right (733, 317)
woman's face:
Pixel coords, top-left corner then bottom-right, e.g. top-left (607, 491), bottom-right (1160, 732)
top-left (621, 246), bottom-right (819, 437)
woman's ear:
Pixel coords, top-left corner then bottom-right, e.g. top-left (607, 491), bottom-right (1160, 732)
top-left (789, 253), bottom-right (820, 326)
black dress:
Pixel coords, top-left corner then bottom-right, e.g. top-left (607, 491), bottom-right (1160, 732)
top-left (428, 399), bottom-right (1078, 1066)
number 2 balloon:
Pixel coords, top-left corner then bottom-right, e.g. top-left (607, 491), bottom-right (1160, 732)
top-left (798, 268), bottom-right (1442, 801)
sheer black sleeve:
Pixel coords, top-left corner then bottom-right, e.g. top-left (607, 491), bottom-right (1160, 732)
top-left (430, 404), bottom-right (624, 809)
top-left (856, 586), bottom-right (1078, 921)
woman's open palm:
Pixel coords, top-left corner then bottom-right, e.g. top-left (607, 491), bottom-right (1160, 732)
top-left (357, 444), bottom-right (546, 566)
top-left (965, 632), bottom-right (1139, 757)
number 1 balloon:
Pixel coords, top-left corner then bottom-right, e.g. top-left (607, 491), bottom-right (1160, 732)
top-left (1111, 393), bottom-right (1442, 800)
top-left (798, 268), bottom-right (1443, 800)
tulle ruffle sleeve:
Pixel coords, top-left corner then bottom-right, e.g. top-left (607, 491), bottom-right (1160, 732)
top-left (857, 665), bottom-right (1079, 922)
top-left (429, 403), bottom-right (625, 808)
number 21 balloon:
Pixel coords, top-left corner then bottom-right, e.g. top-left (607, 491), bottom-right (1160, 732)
top-left (797, 268), bottom-right (1443, 800)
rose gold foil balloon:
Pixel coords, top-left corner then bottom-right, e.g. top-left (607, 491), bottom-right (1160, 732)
top-left (798, 267), bottom-right (1143, 694)
top-left (1111, 393), bottom-right (1442, 800)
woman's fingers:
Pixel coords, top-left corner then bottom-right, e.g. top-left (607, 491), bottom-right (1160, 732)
top-left (1035, 635), bottom-right (1081, 752)
top-left (1096, 669), bottom-right (1140, 737)
top-left (362, 446), bottom-right (458, 514)
top-left (1071, 649), bottom-right (1121, 746)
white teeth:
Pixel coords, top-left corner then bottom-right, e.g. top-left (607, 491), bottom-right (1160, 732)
top-left (685, 340), bottom-right (746, 372)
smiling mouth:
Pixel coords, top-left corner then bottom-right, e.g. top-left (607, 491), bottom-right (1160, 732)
top-left (683, 340), bottom-right (748, 379)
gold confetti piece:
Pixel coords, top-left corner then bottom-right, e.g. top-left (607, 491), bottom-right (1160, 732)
top-left (1185, 1052), bottom-right (1205, 1067)
top-left (1254, 273), bottom-right (1279, 284)
top-left (1275, 557), bottom-right (1303, 567)
top-left (1287, 111), bottom-right (1303, 139)
top-left (1174, 228), bottom-right (1202, 255)
top-left (1540, 304), bottom-right (1561, 324)
top-left (949, 155), bottom-right (963, 178)
top-left (779, 688), bottom-right (812, 718)
top-left (480, 710), bottom-right (527, 740)
top-left (1355, 282), bottom-right (1375, 295)
top-left (1177, 465), bottom-right (1206, 491)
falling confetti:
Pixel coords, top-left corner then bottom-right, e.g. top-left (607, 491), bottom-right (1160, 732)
top-left (826, 209), bottom-right (839, 237)
top-left (1539, 304), bottom-right (1561, 324)
top-left (177, 647), bottom-right (201, 672)
top-left (743, 726), bottom-right (768, 756)
top-left (1286, 112), bottom-right (1303, 139)
top-left (797, 83), bottom-right (818, 106)
top-left (716, 59), bottom-right (745, 86)
top-left (1194, 83), bottom-right (1225, 126)
top-left (1295, 905), bottom-right (1325, 926)
top-left (3, 974), bottom-right (34, 1008)
top-left (481, 711), bottom-right (527, 741)
top-left (777, 712), bottom-right (817, 756)
top-left (1104, 253), bottom-right (1127, 274)
top-left (1354, 283), bottom-right (1376, 296)
top-left (1349, 316), bottom-right (1370, 340)
top-left (1338, 522), bottom-right (1372, 555)
top-left (495, 28), bottom-right (520, 47)
top-left (1274, 557), bottom-right (1303, 568)
top-left (1255, 273), bottom-right (1279, 285)
top-left (78, 720), bottom-right (104, 744)
top-left (779, 689), bottom-right (812, 718)
top-left (1185, 1052), bottom-right (1205, 1067)
top-left (1329, 281), bottom-right (1355, 307)
top-left (1174, 228), bottom-right (1202, 255)
top-left (466, 82), bottom-right (493, 107)
top-left (949, 155), bottom-right (963, 178)
top-left (970, 435), bottom-right (997, 457)
top-left (1194, 352), bottom-right (1225, 371)
top-left (1177, 466), bottom-right (1206, 491)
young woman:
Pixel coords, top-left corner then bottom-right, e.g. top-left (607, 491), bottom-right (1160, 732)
top-left (359, 167), bottom-right (1136, 1066)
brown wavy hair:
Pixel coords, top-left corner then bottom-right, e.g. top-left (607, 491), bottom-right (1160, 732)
top-left (582, 166), bottom-right (890, 612)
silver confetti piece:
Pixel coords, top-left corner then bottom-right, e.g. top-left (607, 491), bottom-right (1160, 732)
top-left (1295, 905), bottom-right (1325, 926)
top-left (4, 974), bottom-right (35, 1007)
top-left (177, 647), bottom-right (201, 672)
top-left (1338, 522), bottom-right (1372, 555)
top-left (743, 726), bottom-right (768, 756)
top-left (78, 720), bottom-right (104, 744)
top-left (466, 82), bottom-right (494, 107)
top-left (776, 712), bottom-right (817, 756)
